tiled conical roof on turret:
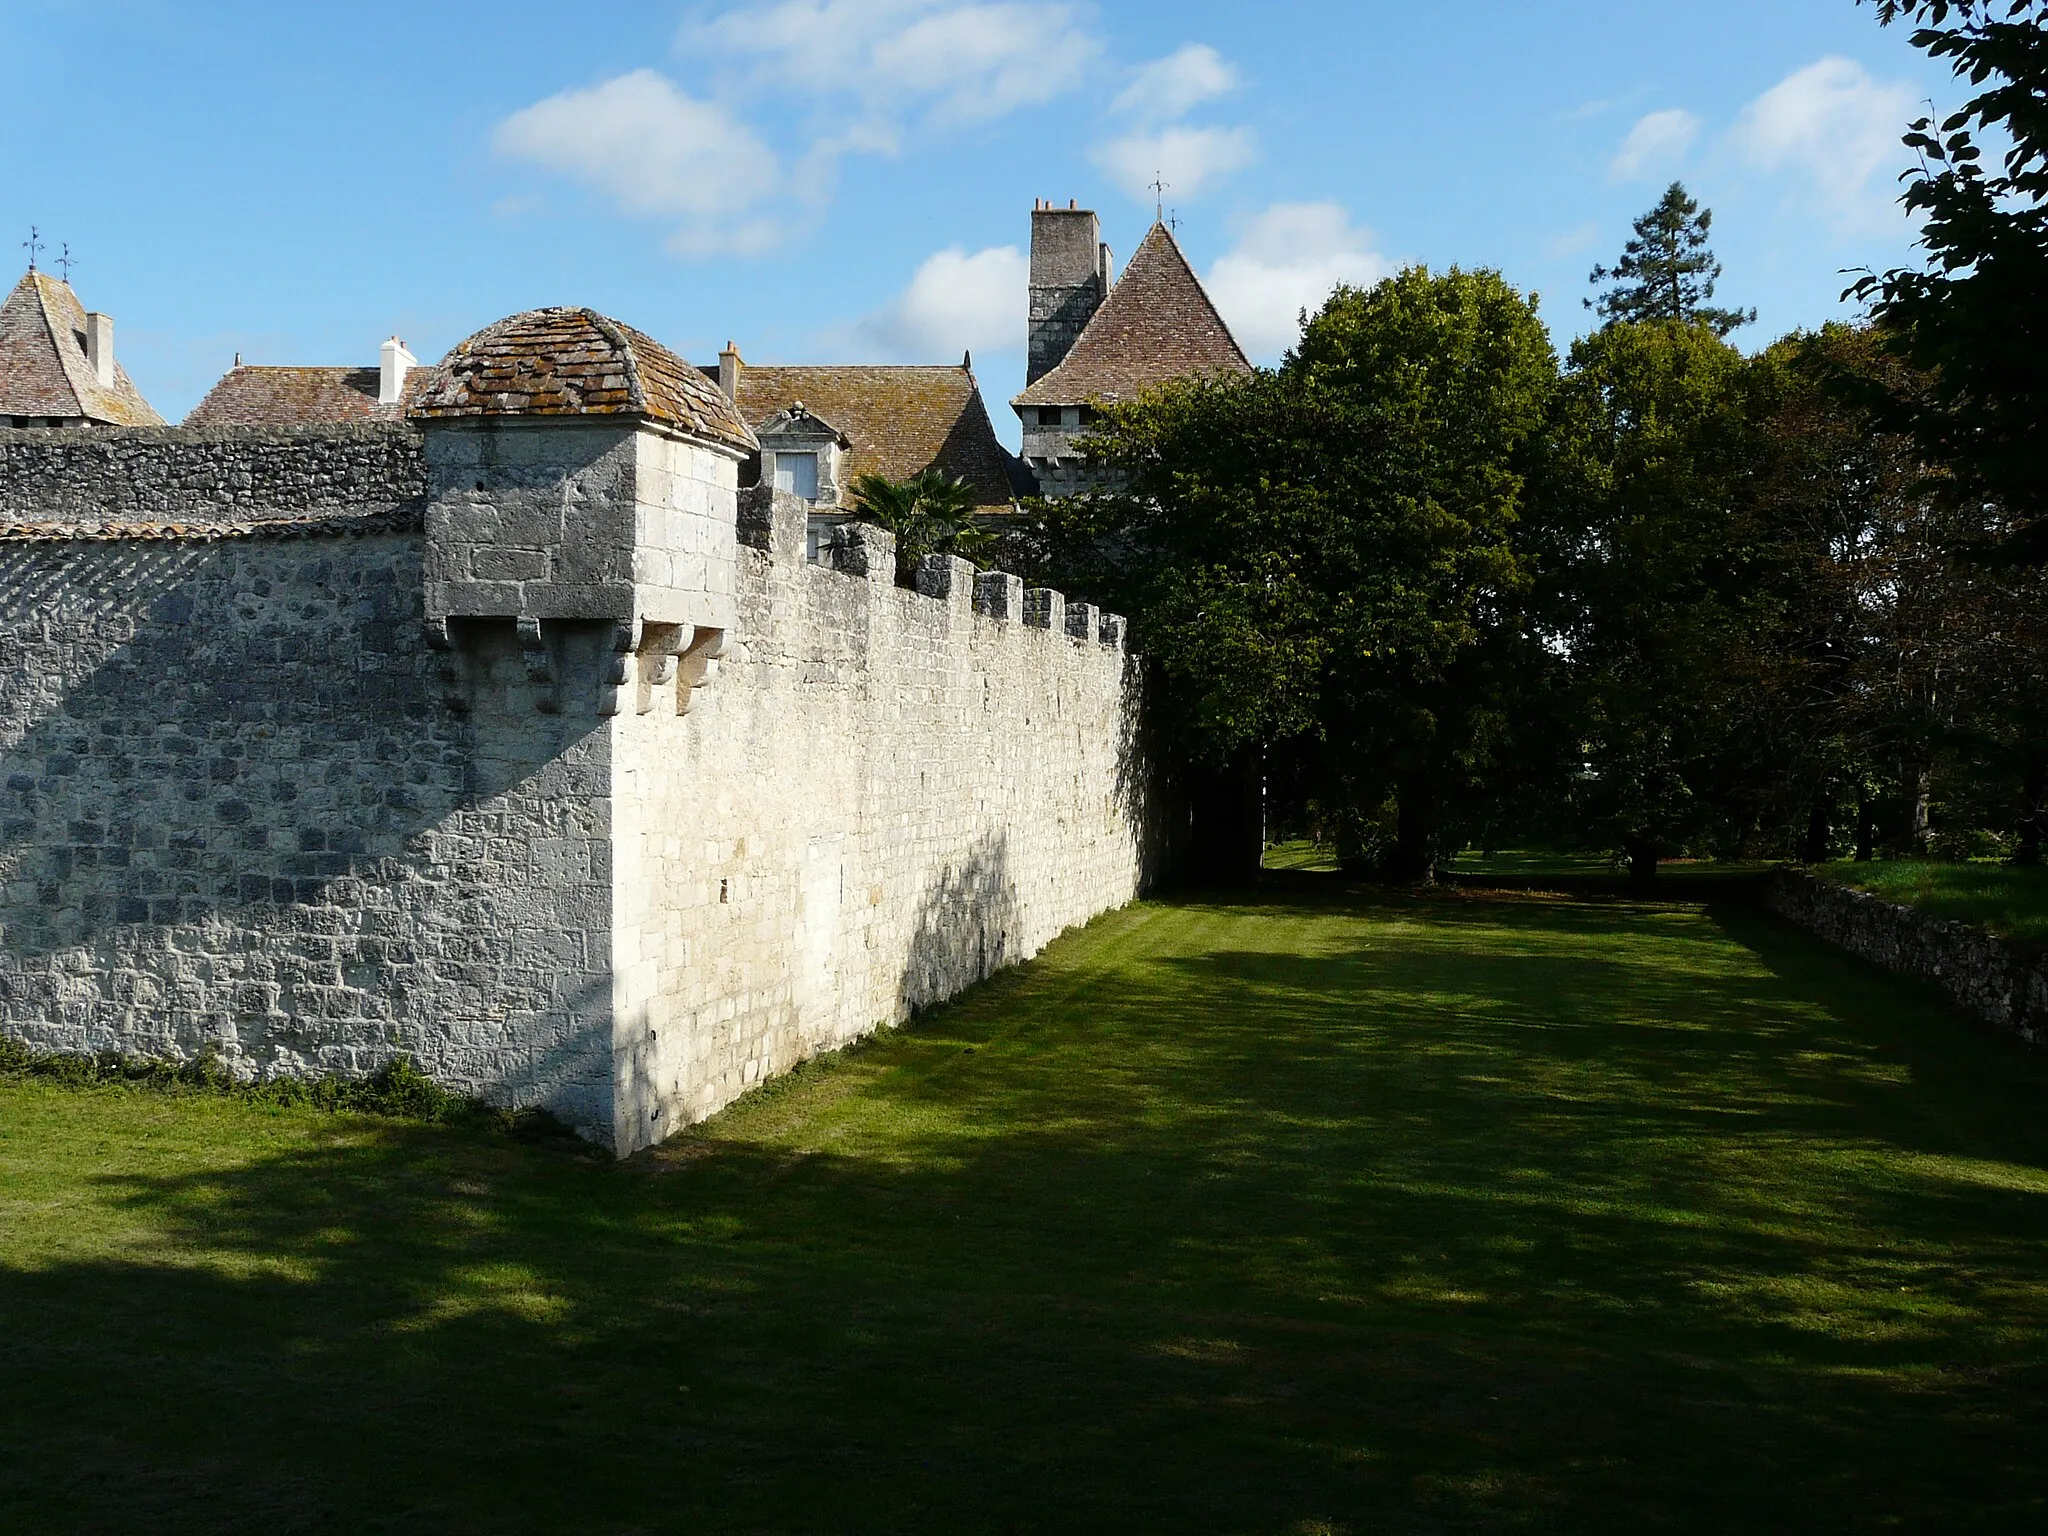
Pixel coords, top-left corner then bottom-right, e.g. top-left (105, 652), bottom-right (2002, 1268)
top-left (411, 306), bottom-right (756, 453)
top-left (1013, 223), bottom-right (1250, 409)
top-left (0, 272), bottom-right (164, 426)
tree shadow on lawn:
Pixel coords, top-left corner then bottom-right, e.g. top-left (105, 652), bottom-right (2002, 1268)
top-left (6, 887), bottom-right (2048, 1534)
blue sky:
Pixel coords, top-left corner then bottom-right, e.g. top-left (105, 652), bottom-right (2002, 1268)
top-left (1, 1), bottom-right (1957, 443)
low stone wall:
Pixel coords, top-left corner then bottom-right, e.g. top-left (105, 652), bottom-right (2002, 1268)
top-left (1761, 868), bottom-right (2048, 1045)
top-left (0, 423), bottom-right (425, 524)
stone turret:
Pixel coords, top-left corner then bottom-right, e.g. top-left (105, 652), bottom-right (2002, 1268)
top-left (412, 306), bottom-right (758, 716)
top-left (1026, 201), bottom-right (1114, 386)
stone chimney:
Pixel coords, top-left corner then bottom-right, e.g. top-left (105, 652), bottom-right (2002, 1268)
top-left (1027, 201), bottom-right (1112, 386)
top-left (379, 337), bottom-right (418, 407)
top-left (718, 342), bottom-right (743, 403)
top-left (84, 312), bottom-right (115, 389)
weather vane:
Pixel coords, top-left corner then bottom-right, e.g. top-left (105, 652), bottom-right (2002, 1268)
top-left (1167, 208), bottom-right (1182, 233)
top-left (22, 225), bottom-right (42, 273)
top-left (1151, 177), bottom-right (1170, 223)
top-left (56, 243), bottom-right (76, 281)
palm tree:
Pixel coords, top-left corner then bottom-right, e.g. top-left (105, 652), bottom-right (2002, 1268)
top-left (846, 468), bottom-right (992, 583)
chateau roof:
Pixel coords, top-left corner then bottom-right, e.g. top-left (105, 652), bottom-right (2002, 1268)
top-left (1014, 223), bottom-right (1250, 409)
top-left (184, 365), bottom-right (432, 428)
top-left (411, 307), bottom-right (756, 453)
top-left (729, 363), bottom-right (1023, 509)
top-left (0, 272), bottom-right (164, 426)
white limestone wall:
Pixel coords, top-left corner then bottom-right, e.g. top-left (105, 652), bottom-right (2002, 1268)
top-left (0, 429), bottom-right (1158, 1156)
top-left (606, 516), bottom-right (1151, 1154)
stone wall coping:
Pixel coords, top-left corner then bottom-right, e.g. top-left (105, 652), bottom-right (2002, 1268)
top-left (0, 506), bottom-right (422, 543)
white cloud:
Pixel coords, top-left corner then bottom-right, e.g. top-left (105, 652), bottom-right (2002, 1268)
top-left (690, 1), bottom-right (1097, 133)
top-left (493, 70), bottom-right (781, 252)
top-left (1205, 203), bottom-right (1393, 359)
top-left (1544, 221), bottom-right (1601, 259)
top-left (1113, 44), bottom-right (1239, 124)
top-left (1730, 56), bottom-right (1916, 226)
top-left (1094, 125), bottom-right (1257, 203)
top-left (1609, 108), bottom-right (1701, 182)
top-left (859, 244), bottom-right (1027, 358)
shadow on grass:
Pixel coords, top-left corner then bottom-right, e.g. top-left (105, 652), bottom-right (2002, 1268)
top-left (5, 887), bottom-right (2048, 1533)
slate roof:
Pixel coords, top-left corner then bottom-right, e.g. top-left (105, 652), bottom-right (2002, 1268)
top-left (1014, 222), bottom-right (1250, 409)
top-left (184, 365), bottom-right (433, 428)
top-left (728, 363), bottom-right (1024, 509)
top-left (0, 272), bottom-right (164, 426)
top-left (411, 307), bottom-right (755, 453)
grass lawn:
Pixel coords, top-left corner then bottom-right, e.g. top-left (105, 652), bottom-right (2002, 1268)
top-left (6, 886), bottom-right (2048, 1533)
top-left (1821, 859), bottom-right (2048, 946)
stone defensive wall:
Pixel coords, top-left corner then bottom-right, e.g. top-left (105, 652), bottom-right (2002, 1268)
top-left (0, 321), bottom-right (1164, 1154)
top-left (0, 422), bottom-right (427, 525)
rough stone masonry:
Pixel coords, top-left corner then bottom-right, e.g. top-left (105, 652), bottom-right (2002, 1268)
top-left (0, 308), bottom-right (1165, 1154)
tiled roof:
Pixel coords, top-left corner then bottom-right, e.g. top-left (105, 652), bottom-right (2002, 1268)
top-left (184, 365), bottom-right (434, 428)
top-left (411, 307), bottom-right (756, 453)
top-left (0, 505), bottom-right (421, 543)
top-left (729, 363), bottom-right (1024, 509)
top-left (0, 272), bottom-right (165, 426)
top-left (1014, 223), bottom-right (1250, 409)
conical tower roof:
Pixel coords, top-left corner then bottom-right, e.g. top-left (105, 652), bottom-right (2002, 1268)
top-left (1014, 223), bottom-right (1250, 409)
top-left (0, 271), bottom-right (164, 426)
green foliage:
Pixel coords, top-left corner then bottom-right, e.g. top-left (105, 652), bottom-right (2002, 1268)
top-left (1024, 265), bottom-right (1558, 878)
top-left (6, 892), bottom-right (2048, 1530)
top-left (1855, 1), bottom-right (2048, 551)
top-left (1539, 318), bottom-right (1775, 874)
top-left (846, 468), bottom-right (992, 584)
top-left (1587, 182), bottom-right (1756, 337)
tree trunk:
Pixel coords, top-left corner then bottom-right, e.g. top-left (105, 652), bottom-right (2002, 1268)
top-left (1626, 840), bottom-right (1660, 887)
top-left (1184, 744), bottom-right (1265, 885)
top-left (1855, 788), bottom-right (1876, 863)
top-left (1900, 761), bottom-right (1931, 857)
top-left (2017, 760), bottom-right (2046, 868)
top-left (1386, 777), bottom-right (1437, 886)
top-left (1801, 790), bottom-right (1833, 866)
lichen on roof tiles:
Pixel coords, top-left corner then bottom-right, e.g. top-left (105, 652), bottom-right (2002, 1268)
top-left (728, 363), bottom-right (1025, 509)
top-left (0, 272), bottom-right (165, 427)
top-left (1014, 223), bottom-right (1251, 409)
top-left (410, 307), bottom-right (756, 453)
top-left (184, 365), bottom-right (435, 429)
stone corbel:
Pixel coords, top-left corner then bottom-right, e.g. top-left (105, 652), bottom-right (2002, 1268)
top-left (674, 628), bottom-right (727, 716)
top-left (596, 620), bottom-right (727, 717)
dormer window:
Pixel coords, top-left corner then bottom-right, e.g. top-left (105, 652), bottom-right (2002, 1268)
top-left (773, 451), bottom-right (819, 501)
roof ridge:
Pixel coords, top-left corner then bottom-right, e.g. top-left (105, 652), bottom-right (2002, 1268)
top-left (30, 274), bottom-right (88, 419)
top-left (585, 308), bottom-right (650, 415)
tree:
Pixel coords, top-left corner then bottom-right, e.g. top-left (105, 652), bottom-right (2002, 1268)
top-left (1538, 319), bottom-right (1771, 880)
top-left (1587, 182), bottom-right (1756, 337)
top-left (1853, 1), bottom-right (2048, 555)
top-left (1024, 266), bottom-right (1558, 883)
top-left (846, 468), bottom-right (991, 584)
